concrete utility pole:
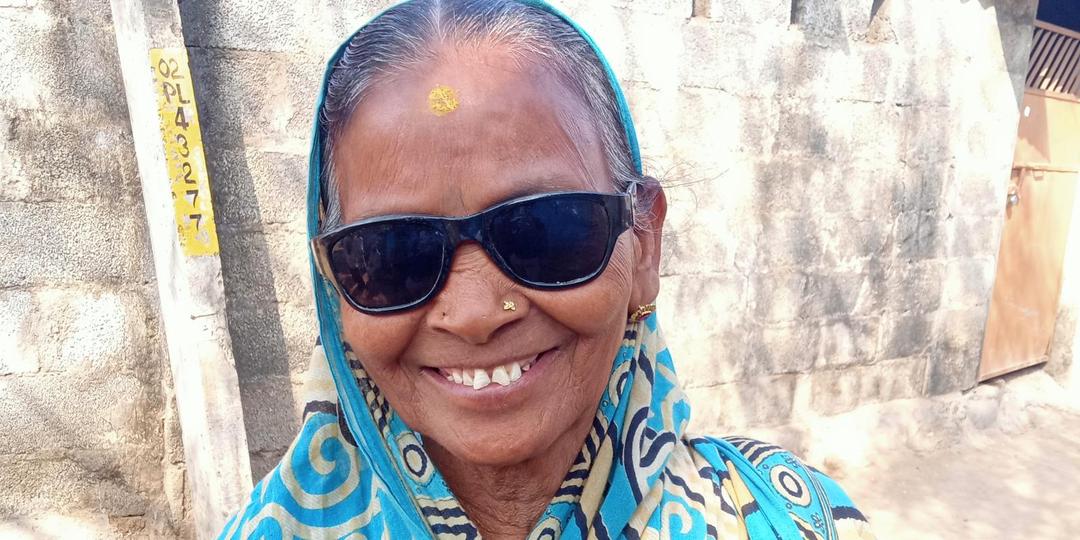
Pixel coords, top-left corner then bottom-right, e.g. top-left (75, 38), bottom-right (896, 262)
top-left (109, 0), bottom-right (252, 537)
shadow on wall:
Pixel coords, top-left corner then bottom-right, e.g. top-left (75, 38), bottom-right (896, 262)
top-left (182, 47), bottom-right (299, 481)
top-left (963, 0), bottom-right (1040, 108)
top-left (792, 0), bottom-right (1036, 108)
top-left (842, 0), bottom-right (1036, 109)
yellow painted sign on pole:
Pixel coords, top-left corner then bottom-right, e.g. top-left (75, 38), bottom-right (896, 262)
top-left (150, 47), bottom-right (220, 257)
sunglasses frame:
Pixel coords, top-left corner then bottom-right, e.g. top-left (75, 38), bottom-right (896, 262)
top-left (312, 190), bottom-right (635, 315)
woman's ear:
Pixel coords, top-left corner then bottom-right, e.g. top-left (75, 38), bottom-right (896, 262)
top-left (628, 177), bottom-right (667, 311)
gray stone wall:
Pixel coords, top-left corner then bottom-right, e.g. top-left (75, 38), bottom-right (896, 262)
top-left (0, 0), bottom-right (186, 536)
top-left (649, 0), bottom-right (1039, 430)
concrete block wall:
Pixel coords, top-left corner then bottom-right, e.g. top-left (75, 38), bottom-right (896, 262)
top-left (633, 0), bottom-right (1038, 430)
top-left (0, 0), bottom-right (186, 536)
top-left (174, 0), bottom-right (1038, 478)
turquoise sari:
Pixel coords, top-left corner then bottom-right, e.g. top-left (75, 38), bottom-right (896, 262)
top-left (220, 2), bottom-right (876, 538)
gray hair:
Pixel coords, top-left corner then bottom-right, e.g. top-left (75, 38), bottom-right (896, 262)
top-left (319, 0), bottom-right (647, 231)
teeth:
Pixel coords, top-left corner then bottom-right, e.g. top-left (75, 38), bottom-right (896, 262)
top-left (472, 369), bottom-right (491, 390)
top-left (491, 365), bottom-right (511, 386)
top-left (439, 353), bottom-right (545, 390)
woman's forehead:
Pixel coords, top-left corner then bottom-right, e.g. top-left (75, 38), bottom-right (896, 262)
top-left (330, 47), bottom-right (608, 221)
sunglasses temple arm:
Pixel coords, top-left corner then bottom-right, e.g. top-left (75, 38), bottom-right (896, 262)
top-left (311, 239), bottom-right (332, 281)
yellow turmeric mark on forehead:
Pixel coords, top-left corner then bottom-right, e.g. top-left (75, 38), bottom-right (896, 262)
top-left (428, 85), bottom-right (460, 116)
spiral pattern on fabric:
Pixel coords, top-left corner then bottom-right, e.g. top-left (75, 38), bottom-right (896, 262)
top-left (280, 421), bottom-right (361, 509)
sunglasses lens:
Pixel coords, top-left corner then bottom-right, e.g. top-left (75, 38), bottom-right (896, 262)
top-left (490, 196), bottom-right (613, 285)
top-left (328, 222), bottom-right (445, 310)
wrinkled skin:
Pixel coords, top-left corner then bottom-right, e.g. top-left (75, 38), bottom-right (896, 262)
top-left (331, 44), bottom-right (666, 538)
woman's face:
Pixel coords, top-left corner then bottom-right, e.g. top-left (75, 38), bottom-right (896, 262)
top-left (331, 46), bottom-right (663, 467)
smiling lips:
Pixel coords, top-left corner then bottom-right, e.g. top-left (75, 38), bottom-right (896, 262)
top-left (437, 354), bottom-right (539, 390)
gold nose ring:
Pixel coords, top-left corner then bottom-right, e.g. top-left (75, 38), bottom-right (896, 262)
top-left (502, 300), bottom-right (517, 312)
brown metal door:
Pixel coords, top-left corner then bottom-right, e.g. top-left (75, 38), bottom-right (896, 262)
top-left (979, 89), bottom-right (1080, 381)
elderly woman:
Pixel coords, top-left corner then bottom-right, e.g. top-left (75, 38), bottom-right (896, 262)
top-left (221, 1), bottom-right (874, 538)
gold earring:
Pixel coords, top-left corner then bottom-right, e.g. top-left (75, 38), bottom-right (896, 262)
top-left (628, 303), bottom-right (656, 322)
top-left (502, 300), bottom-right (517, 312)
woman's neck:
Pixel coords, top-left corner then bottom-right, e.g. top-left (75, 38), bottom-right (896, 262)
top-left (425, 412), bottom-right (594, 540)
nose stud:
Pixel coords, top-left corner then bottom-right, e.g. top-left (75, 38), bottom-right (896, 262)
top-left (502, 300), bottom-right (517, 312)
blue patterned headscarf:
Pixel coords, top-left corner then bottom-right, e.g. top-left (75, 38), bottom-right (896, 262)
top-left (220, 2), bottom-right (876, 538)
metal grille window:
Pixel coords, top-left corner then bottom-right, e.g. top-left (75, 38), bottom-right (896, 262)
top-left (1027, 21), bottom-right (1080, 99)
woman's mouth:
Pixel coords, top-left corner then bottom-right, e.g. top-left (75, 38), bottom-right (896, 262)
top-left (437, 356), bottom-right (537, 390)
top-left (427, 348), bottom-right (555, 391)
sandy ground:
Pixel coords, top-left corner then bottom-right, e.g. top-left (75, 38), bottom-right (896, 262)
top-left (837, 395), bottom-right (1080, 539)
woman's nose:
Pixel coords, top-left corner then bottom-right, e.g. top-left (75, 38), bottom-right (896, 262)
top-left (426, 244), bottom-right (525, 345)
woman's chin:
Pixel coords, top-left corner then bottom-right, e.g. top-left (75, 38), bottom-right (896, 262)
top-left (425, 420), bottom-right (555, 467)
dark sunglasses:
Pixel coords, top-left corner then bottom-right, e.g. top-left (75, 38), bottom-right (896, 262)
top-left (312, 191), bottom-right (635, 314)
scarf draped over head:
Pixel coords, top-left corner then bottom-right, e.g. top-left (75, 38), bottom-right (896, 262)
top-left (220, 2), bottom-right (876, 538)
